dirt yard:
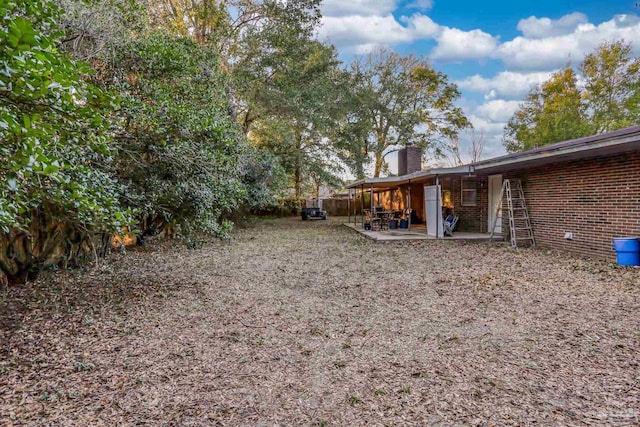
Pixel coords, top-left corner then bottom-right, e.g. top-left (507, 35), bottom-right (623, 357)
top-left (1, 217), bottom-right (639, 426)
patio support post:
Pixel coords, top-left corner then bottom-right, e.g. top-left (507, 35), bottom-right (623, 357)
top-left (347, 188), bottom-right (351, 224)
top-left (360, 185), bottom-right (364, 228)
top-left (408, 180), bottom-right (412, 230)
top-left (370, 183), bottom-right (374, 213)
top-left (355, 188), bottom-right (359, 225)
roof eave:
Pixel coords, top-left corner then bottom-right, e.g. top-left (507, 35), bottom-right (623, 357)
top-left (474, 131), bottom-right (640, 173)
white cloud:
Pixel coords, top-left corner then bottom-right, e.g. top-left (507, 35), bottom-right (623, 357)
top-left (318, 15), bottom-right (412, 50)
top-left (456, 71), bottom-right (553, 99)
top-left (450, 98), bottom-right (520, 161)
top-left (431, 27), bottom-right (499, 61)
top-left (405, 0), bottom-right (433, 10)
top-left (354, 43), bottom-right (381, 54)
top-left (495, 14), bottom-right (640, 70)
top-left (474, 99), bottom-right (521, 123)
top-left (321, 0), bottom-right (399, 17)
top-left (318, 13), bottom-right (438, 53)
top-left (484, 89), bottom-right (499, 100)
top-left (404, 13), bottom-right (439, 38)
top-left (467, 108), bottom-right (511, 135)
top-left (428, 11), bottom-right (637, 65)
top-left (316, 8), bottom-right (640, 160)
top-left (464, 114), bottom-right (508, 158)
top-left (319, 8), bottom-right (640, 69)
top-left (517, 12), bottom-right (588, 39)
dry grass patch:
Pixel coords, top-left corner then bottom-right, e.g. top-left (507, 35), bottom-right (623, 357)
top-left (1, 217), bottom-right (639, 426)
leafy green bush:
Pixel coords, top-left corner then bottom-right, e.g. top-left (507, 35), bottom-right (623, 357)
top-left (0, 1), bottom-right (302, 282)
top-left (0, 0), bottom-right (131, 283)
top-left (112, 32), bottom-right (251, 238)
top-left (239, 147), bottom-right (287, 211)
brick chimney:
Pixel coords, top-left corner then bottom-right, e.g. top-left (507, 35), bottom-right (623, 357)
top-left (397, 145), bottom-right (422, 176)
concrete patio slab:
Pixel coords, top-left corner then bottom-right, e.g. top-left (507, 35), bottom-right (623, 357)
top-left (343, 222), bottom-right (501, 242)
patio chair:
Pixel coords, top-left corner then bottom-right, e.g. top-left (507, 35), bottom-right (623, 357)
top-left (444, 214), bottom-right (459, 236)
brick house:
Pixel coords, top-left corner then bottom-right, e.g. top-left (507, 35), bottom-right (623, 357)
top-left (346, 125), bottom-right (640, 261)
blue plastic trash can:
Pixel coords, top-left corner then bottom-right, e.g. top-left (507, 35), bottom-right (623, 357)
top-left (399, 219), bottom-right (409, 229)
top-left (389, 219), bottom-right (398, 230)
top-left (613, 238), bottom-right (640, 266)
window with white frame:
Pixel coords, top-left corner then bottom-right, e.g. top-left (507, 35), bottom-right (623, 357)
top-left (461, 176), bottom-right (477, 206)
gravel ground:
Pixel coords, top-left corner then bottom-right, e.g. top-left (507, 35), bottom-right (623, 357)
top-left (1, 217), bottom-right (639, 426)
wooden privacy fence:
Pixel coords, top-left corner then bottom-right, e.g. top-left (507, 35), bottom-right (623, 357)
top-left (319, 198), bottom-right (349, 216)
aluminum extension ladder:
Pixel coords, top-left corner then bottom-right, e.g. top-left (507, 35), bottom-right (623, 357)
top-left (490, 179), bottom-right (536, 248)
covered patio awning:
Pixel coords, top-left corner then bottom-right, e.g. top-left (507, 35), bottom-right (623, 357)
top-left (344, 164), bottom-right (476, 233)
top-left (345, 164), bottom-right (475, 189)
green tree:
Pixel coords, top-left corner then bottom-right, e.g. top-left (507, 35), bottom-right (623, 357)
top-left (112, 32), bottom-right (249, 237)
top-left (331, 71), bottom-right (374, 179)
top-left (145, 0), bottom-right (228, 44)
top-left (58, 0), bottom-right (288, 230)
top-left (145, 0), bottom-right (321, 63)
top-left (0, 0), bottom-right (131, 283)
top-left (227, 0), bottom-right (323, 134)
top-left (504, 68), bottom-right (588, 152)
top-left (250, 40), bottom-right (346, 199)
top-left (238, 148), bottom-right (287, 211)
top-left (504, 40), bottom-right (640, 152)
top-left (347, 48), bottom-right (470, 177)
top-left (57, 0), bottom-right (147, 61)
top-left (144, 0), bottom-right (322, 122)
top-left (143, 0), bottom-right (323, 202)
top-left (581, 40), bottom-right (640, 133)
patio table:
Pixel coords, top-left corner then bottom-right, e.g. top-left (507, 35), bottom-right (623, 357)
top-left (378, 211), bottom-right (401, 229)
top-left (379, 211), bottom-right (401, 219)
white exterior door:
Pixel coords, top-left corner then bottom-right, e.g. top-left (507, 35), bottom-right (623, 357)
top-left (424, 185), bottom-right (443, 238)
top-left (488, 174), bottom-right (503, 233)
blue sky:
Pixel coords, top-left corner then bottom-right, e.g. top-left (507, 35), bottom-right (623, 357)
top-left (316, 0), bottom-right (640, 168)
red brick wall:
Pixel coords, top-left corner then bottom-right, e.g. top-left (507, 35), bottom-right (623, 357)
top-left (454, 176), bottom-right (486, 232)
top-left (502, 152), bottom-right (640, 260)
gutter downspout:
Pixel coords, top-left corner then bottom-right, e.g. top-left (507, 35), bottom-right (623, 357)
top-left (435, 175), bottom-right (440, 239)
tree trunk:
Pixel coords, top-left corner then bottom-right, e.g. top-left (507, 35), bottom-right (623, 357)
top-left (240, 106), bottom-right (255, 136)
top-left (374, 149), bottom-right (384, 177)
top-left (0, 207), bottom-right (113, 285)
top-left (374, 128), bottom-right (385, 177)
top-left (293, 128), bottom-right (303, 201)
top-left (294, 165), bottom-right (301, 200)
